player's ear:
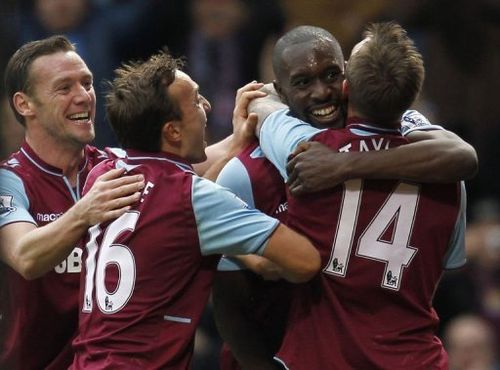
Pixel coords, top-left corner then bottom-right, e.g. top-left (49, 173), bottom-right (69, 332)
top-left (162, 120), bottom-right (182, 143)
top-left (12, 92), bottom-right (35, 119)
top-left (342, 80), bottom-right (349, 98)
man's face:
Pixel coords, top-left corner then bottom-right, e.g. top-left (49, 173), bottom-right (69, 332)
top-left (168, 71), bottom-right (211, 163)
top-left (275, 39), bottom-right (345, 129)
top-left (27, 50), bottom-right (96, 148)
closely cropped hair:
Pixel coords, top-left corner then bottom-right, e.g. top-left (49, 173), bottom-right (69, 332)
top-left (4, 35), bottom-right (75, 126)
top-left (346, 22), bottom-right (424, 125)
top-left (272, 25), bottom-right (344, 77)
top-left (105, 50), bottom-right (185, 151)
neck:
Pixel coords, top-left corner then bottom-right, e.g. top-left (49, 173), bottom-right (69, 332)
top-left (161, 142), bottom-right (182, 158)
top-left (347, 106), bottom-right (400, 129)
top-left (25, 133), bottom-right (85, 185)
top-left (347, 105), bottom-right (367, 121)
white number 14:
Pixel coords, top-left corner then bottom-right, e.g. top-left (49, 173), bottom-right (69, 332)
top-left (324, 180), bottom-right (419, 290)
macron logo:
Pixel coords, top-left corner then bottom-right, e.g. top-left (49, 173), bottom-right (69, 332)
top-left (36, 212), bottom-right (63, 222)
top-left (275, 202), bottom-right (288, 215)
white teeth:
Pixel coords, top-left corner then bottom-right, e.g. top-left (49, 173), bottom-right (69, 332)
top-left (312, 106), bottom-right (335, 117)
top-left (68, 112), bottom-right (89, 120)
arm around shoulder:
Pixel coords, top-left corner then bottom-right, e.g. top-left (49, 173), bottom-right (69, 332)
top-left (404, 129), bottom-right (478, 181)
top-left (342, 129), bottom-right (478, 184)
top-left (285, 128), bottom-right (478, 196)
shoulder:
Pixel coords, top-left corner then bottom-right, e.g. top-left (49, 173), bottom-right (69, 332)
top-left (1, 150), bottom-right (29, 174)
top-left (0, 152), bottom-right (38, 191)
top-left (401, 110), bottom-right (443, 136)
top-left (217, 157), bottom-right (249, 187)
top-left (0, 168), bottom-right (26, 197)
top-left (82, 158), bottom-right (117, 195)
top-left (85, 145), bottom-right (111, 163)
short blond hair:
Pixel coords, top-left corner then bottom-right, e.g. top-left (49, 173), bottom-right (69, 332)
top-left (346, 22), bottom-right (424, 125)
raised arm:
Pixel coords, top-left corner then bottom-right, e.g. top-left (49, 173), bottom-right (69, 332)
top-left (194, 82), bottom-right (266, 180)
top-left (0, 169), bottom-right (144, 280)
top-left (286, 129), bottom-right (478, 195)
top-left (250, 83), bottom-right (287, 138)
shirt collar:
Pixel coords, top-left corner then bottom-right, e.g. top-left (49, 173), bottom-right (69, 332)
top-left (20, 141), bottom-right (90, 176)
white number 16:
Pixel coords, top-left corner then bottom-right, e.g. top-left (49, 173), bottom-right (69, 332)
top-left (82, 211), bottom-right (139, 314)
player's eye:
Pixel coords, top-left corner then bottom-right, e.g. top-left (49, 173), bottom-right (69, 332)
top-left (291, 77), bottom-right (309, 88)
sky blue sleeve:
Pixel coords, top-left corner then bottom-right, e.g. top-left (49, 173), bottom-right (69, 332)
top-left (259, 109), bottom-right (324, 181)
top-left (217, 255), bottom-right (249, 271)
top-left (216, 157), bottom-right (255, 208)
top-left (191, 176), bottom-right (280, 256)
top-left (444, 182), bottom-right (467, 269)
top-left (216, 157), bottom-right (256, 271)
top-left (0, 169), bottom-right (36, 228)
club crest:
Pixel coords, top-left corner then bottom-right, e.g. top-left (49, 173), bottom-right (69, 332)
top-left (0, 195), bottom-right (16, 216)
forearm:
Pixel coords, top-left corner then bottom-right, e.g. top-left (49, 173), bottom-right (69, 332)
top-left (248, 89), bottom-right (286, 138)
top-left (263, 224), bottom-right (320, 283)
top-left (405, 130), bottom-right (478, 180)
top-left (1, 207), bottom-right (88, 279)
top-left (193, 135), bottom-right (232, 176)
top-left (346, 134), bottom-right (478, 182)
top-left (0, 169), bottom-right (145, 279)
top-left (204, 81), bottom-right (268, 180)
top-left (233, 254), bottom-right (283, 280)
top-left (195, 83), bottom-right (279, 177)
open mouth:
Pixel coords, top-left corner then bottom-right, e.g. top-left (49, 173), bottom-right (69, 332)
top-left (67, 111), bottom-right (91, 125)
top-left (309, 105), bottom-right (339, 127)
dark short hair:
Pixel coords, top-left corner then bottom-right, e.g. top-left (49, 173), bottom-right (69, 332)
top-left (105, 50), bottom-right (184, 151)
top-left (4, 35), bottom-right (75, 126)
top-left (272, 25), bottom-right (344, 78)
top-left (346, 22), bottom-right (425, 125)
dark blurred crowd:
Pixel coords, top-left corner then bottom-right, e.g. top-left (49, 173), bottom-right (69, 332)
top-left (1, 0), bottom-right (499, 369)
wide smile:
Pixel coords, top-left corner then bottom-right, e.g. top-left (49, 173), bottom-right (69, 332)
top-left (67, 111), bottom-right (92, 125)
top-left (308, 104), bottom-right (339, 127)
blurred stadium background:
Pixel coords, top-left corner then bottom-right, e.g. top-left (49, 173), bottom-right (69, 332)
top-left (1, 1), bottom-right (499, 368)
